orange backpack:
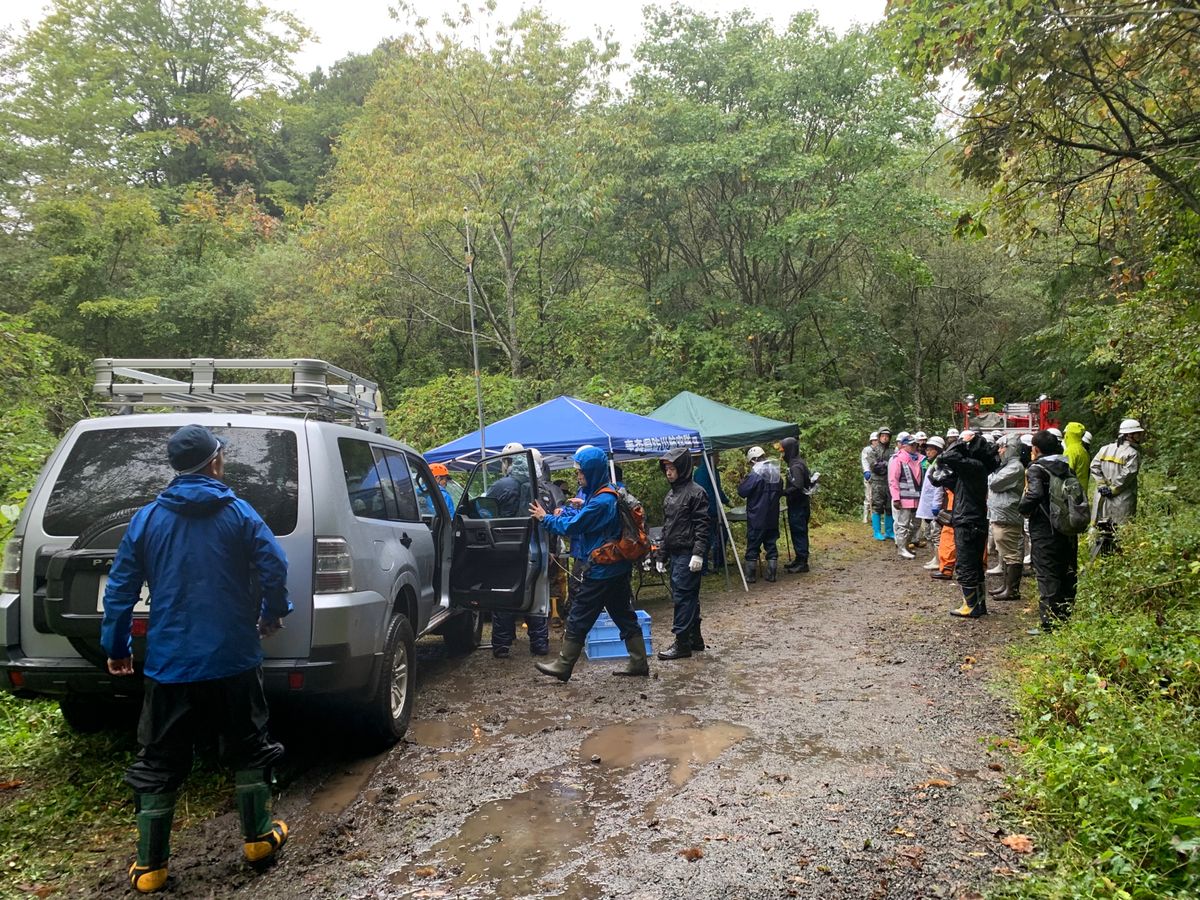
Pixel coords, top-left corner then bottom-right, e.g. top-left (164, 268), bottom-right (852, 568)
top-left (589, 485), bottom-right (652, 564)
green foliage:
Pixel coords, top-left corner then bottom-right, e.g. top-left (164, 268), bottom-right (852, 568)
top-left (1004, 500), bottom-right (1200, 898)
top-left (0, 695), bottom-right (229, 889)
top-left (0, 315), bottom-right (86, 539)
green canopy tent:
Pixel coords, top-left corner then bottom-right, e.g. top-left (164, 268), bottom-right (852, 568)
top-left (651, 392), bottom-right (800, 591)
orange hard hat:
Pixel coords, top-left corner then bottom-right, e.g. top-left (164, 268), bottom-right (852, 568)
top-left (430, 463), bottom-right (449, 477)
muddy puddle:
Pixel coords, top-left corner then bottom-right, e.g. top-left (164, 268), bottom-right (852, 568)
top-left (580, 713), bottom-right (749, 787)
top-left (388, 713), bottom-right (746, 897)
top-left (306, 752), bottom-right (387, 816)
top-left (391, 777), bottom-right (601, 898)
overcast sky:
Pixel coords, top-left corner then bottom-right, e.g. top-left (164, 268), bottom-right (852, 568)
top-left (2, 1), bottom-right (887, 74)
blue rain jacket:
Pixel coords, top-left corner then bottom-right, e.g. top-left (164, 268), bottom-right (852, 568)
top-left (538, 447), bottom-right (630, 580)
top-left (101, 475), bottom-right (291, 683)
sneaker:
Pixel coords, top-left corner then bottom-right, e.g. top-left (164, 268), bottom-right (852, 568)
top-left (898, 548), bottom-right (916, 560)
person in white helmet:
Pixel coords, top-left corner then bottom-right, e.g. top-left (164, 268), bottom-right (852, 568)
top-left (1090, 418), bottom-right (1145, 552)
top-left (865, 427), bottom-right (895, 540)
top-left (945, 427), bottom-right (960, 447)
top-left (736, 446), bottom-right (782, 582)
top-left (916, 436), bottom-right (946, 569)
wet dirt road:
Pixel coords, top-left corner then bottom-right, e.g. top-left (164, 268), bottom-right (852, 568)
top-left (87, 523), bottom-right (1036, 898)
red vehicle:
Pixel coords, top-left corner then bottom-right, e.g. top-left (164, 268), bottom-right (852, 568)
top-left (952, 394), bottom-right (1061, 435)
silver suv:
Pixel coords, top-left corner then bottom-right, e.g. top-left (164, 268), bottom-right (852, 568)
top-left (0, 359), bottom-right (548, 745)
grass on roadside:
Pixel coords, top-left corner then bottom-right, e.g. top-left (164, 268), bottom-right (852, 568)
top-left (998, 496), bottom-right (1200, 899)
top-left (0, 694), bottom-right (230, 895)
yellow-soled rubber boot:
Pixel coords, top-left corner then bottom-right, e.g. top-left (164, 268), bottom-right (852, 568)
top-left (129, 792), bottom-right (175, 893)
top-left (236, 769), bottom-right (288, 866)
top-left (949, 584), bottom-right (987, 618)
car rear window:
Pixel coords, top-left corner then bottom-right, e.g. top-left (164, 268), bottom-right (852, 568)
top-left (42, 426), bottom-right (300, 536)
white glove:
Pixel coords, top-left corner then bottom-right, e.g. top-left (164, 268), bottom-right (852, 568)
top-left (656, 560), bottom-right (667, 573)
top-left (688, 555), bottom-right (704, 572)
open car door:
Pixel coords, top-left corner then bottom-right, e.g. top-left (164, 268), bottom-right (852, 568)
top-left (449, 450), bottom-right (549, 616)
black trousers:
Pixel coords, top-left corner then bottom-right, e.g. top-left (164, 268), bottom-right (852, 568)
top-left (1031, 526), bottom-right (1078, 624)
top-left (125, 666), bottom-right (284, 795)
top-left (563, 572), bottom-right (638, 644)
top-left (787, 501), bottom-right (810, 564)
top-left (953, 522), bottom-right (988, 588)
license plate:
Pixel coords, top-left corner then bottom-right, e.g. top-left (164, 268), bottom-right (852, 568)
top-left (97, 576), bottom-right (150, 614)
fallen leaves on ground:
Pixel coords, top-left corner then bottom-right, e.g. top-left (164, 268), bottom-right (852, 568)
top-left (915, 778), bottom-right (953, 789)
top-left (412, 865), bottom-right (439, 878)
top-left (1001, 834), bottom-right (1035, 853)
top-left (678, 847), bottom-right (704, 861)
top-left (0, 781), bottom-right (23, 791)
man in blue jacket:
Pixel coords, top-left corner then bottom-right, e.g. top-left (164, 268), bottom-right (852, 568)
top-left (101, 425), bottom-right (292, 893)
top-left (529, 446), bottom-right (649, 682)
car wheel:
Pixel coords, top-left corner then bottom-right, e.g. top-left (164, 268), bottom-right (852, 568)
top-left (441, 608), bottom-right (482, 655)
top-left (361, 613), bottom-right (416, 748)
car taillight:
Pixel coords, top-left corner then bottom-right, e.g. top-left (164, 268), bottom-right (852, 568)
top-left (1, 537), bottom-right (21, 594)
top-left (314, 537), bottom-right (353, 593)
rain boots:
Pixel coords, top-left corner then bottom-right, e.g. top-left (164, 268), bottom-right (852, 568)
top-left (658, 632), bottom-right (692, 660)
top-left (614, 631), bottom-right (650, 676)
top-left (871, 513), bottom-right (885, 541)
top-left (535, 637), bottom-right (584, 683)
top-left (784, 558), bottom-right (809, 574)
top-left (744, 558), bottom-right (758, 583)
top-left (989, 563), bottom-right (1023, 601)
top-left (129, 792), bottom-right (175, 893)
top-left (764, 559), bottom-right (778, 583)
top-left (689, 617), bottom-right (706, 651)
top-left (884, 514), bottom-right (895, 540)
top-left (949, 584), bottom-right (988, 618)
top-left (236, 769), bottom-right (288, 867)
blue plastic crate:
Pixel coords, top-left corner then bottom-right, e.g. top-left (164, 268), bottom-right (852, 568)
top-left (584, 610), bottom-right (652, 660)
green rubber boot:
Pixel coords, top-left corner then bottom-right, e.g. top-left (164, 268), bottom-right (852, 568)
top-left (535, 637), bottom-right (584, 683)
top-left (236, 769), bottom-right (288, 866)
top-left (614, 630), bottom-right (650, 676)
top-left (129, 792), bottom-right (175, 894)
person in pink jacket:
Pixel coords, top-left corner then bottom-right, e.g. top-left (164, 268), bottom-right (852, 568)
top-left (888, 433), bottom-right (924, 559)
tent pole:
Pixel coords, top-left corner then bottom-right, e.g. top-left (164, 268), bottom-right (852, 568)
top-left (705, 449), bottom-right (747, 592)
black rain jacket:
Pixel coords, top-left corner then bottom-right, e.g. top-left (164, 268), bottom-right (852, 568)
top-left (928, 434), bottom-right (1000, 527)
top-left (659, 448), bottom-right (711, 557)
top-left (780, 437), bottom-right (811, 509)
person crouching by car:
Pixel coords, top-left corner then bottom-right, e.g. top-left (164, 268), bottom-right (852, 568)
top-left (530, 446), bottom-right (649, 682)
top-left (656, 449), bottom-right (711, 660)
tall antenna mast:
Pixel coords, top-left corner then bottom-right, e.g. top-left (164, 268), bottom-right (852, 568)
top-left (464, 208), bottom-right (487, 461)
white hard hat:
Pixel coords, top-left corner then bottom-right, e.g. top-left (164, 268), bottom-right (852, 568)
top-left (990, 430), bottom-right (1003, 442)
top-left (1047, 427), bottom-right (1063, 439)
top-left (747, 446), bottom-right (767, 462)
top-left (896, 430), bottom-right (911, 443)
top-left (1020, 433), bottom-right (1033, 446)
top-left (926, 435), bottom-right (945, 450)
top-left (502, 441), bottom-right (525, 453)
top-left (1118, 418), bottom-right (1144, 435)
top-left (878, 426), bottom-right (892, 436)
top-left (530, 448), bottom-right (544, 470)
top-left (1083, 431), bottom-right (1093, 445)
top-left (869, 431), bottom-right (879, 441)
top-left (946, 427), bottom-right (960, 438)
top-left (914, 431), bottom-right (927, 441)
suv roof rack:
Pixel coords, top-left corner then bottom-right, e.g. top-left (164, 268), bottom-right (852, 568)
top-left (93, 358), bottom-right (387, 434)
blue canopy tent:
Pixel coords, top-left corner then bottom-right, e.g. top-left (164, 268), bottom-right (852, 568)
top-left (423, 396), bottom-right (703, 471)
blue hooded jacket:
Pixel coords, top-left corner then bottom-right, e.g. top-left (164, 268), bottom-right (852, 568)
top-left (538, 446), bottom-right (629, 580)
top-left (100, 474), bottom-right (292, 683)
